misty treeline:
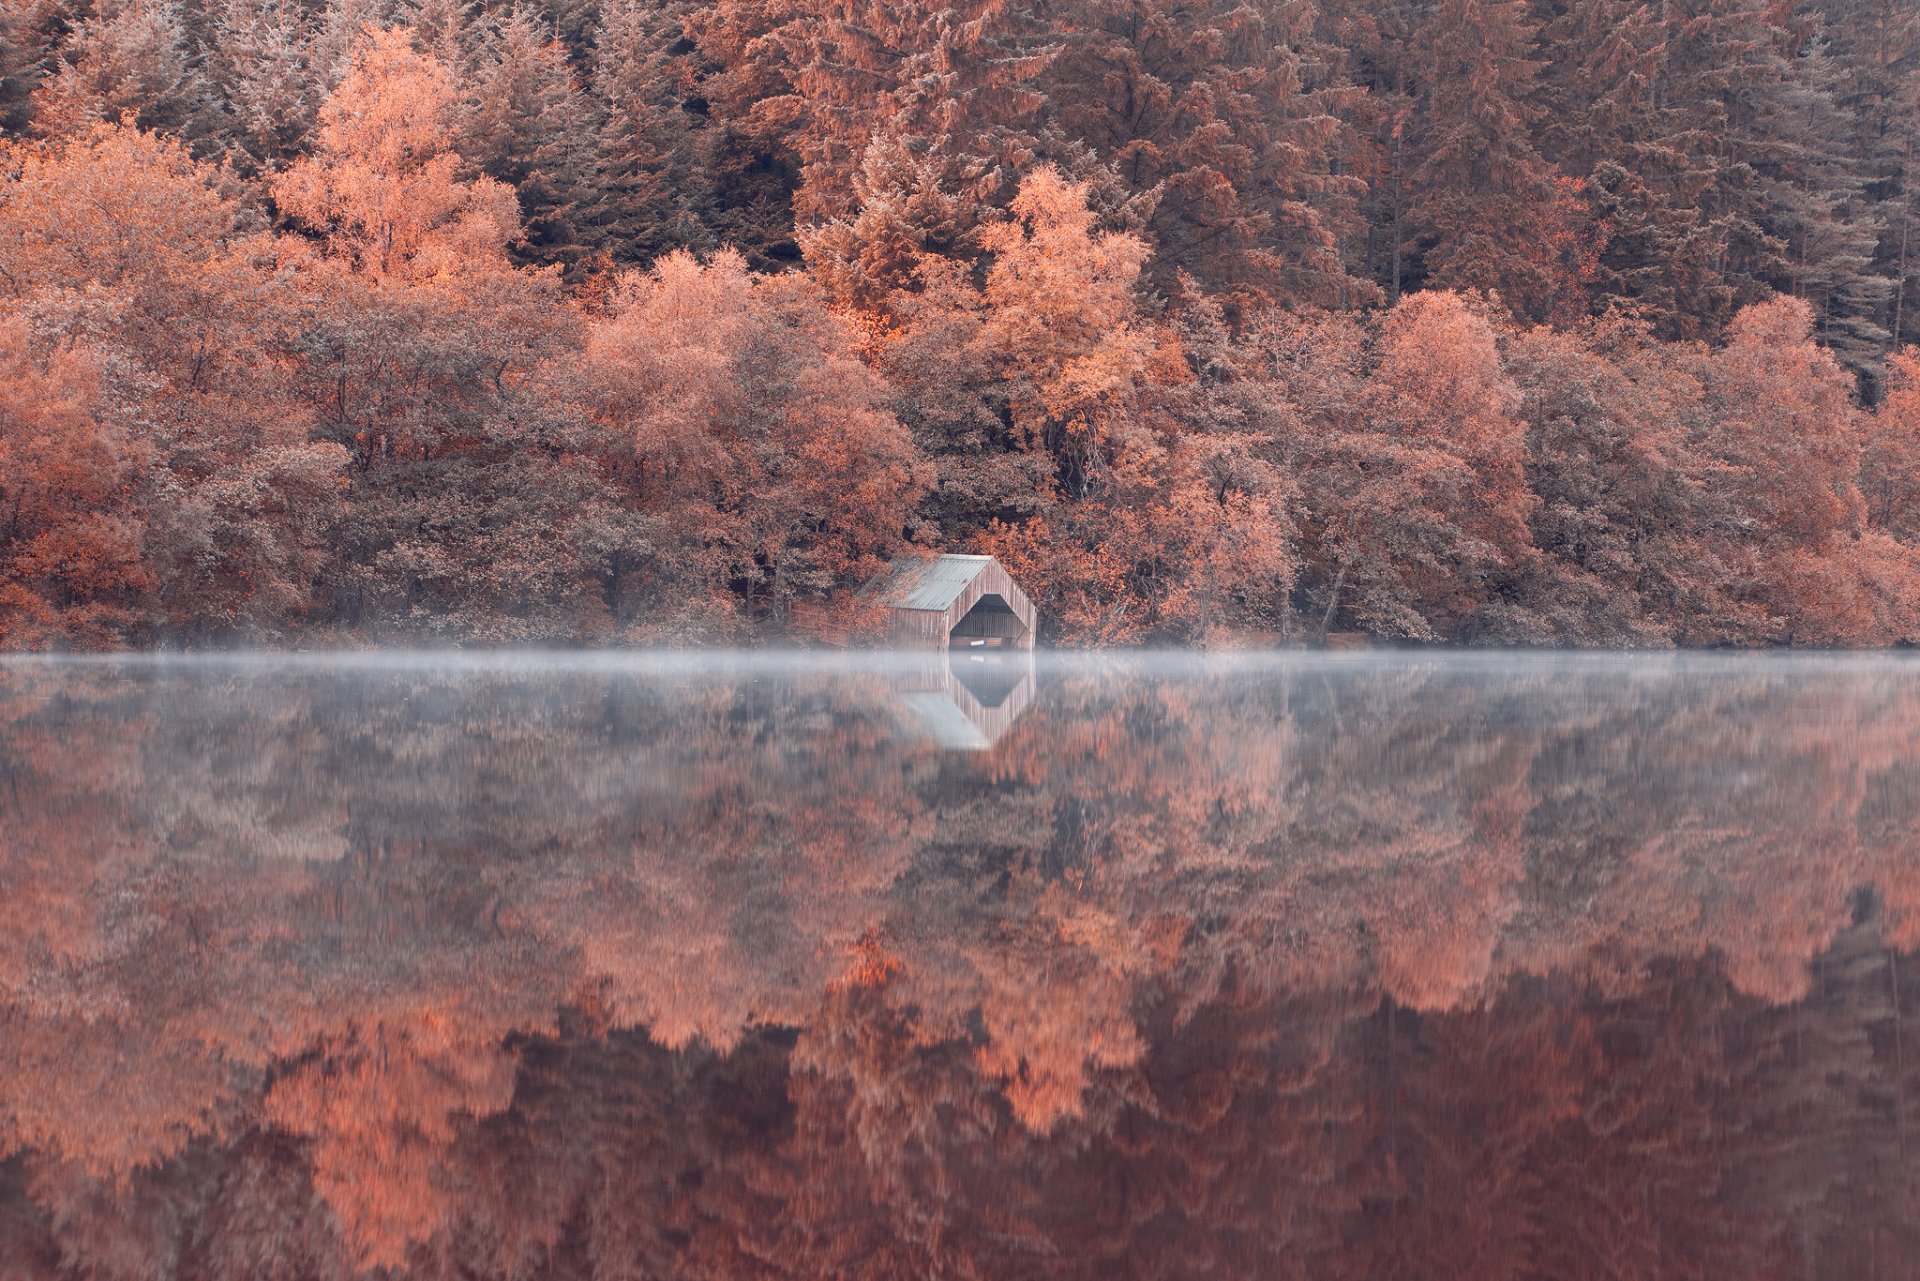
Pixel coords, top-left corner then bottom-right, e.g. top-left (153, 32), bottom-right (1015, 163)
top-left (5, 0), bottom-right (1920, 646)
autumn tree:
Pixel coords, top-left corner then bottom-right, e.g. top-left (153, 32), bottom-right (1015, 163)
top-left (1863, 348), bottom-right (1920, 543)
top-left (273, 26), bottom-right (520, 279)
top-left (1505, 320), bottom-right (1727, 642)
top-left (1268, 291), bottom-right (1535, 639)
top-left (0, 326), bottom-right (153, 648)
top-left (574, 249), bottom-right (929, 635)
top-left (271, 29), bottom-right (615, 639)
top-left (1687, 296), bottom-right (1915, 642)
top-left (1, 123), bottom-right (348, 641)
top-left (888, 169), bottom-right (1300, 642)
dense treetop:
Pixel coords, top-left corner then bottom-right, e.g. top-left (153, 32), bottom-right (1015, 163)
top-left (5, 0), bottom-right (1920, 645)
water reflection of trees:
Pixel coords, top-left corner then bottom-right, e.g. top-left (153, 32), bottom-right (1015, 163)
top-left (2, 657), bottom-right (1919, 1277)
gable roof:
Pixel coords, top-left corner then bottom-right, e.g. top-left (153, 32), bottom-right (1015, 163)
top-left (872, 554), bottom-right (999, 612)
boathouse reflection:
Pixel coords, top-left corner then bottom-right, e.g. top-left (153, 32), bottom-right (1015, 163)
top-left (889, 649), bottom-right (1036, 749)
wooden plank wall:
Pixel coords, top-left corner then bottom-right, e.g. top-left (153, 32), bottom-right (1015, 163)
top-left (890, 560), bottom-right (1037, 649)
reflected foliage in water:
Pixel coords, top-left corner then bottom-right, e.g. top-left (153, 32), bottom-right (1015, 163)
top-left (2, 653), bottom-right (1919, 1278)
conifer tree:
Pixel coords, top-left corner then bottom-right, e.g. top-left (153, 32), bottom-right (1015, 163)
top-left (463, 3), bottom-right (599, 269)
top-left (1401, 0), bottom-right (1561, 315)
top-left (715, 0), bottom-right (1056, 229)
top-left (1807, 0), bottom-right (1920, 359)
top-left (0, 1), bottom-right (59, 136)
top-left (311, 0), bottom-right (406, 81)
top-left (33, 0), bottom-right (213, 144)
top-left (589, 0), bottom-right (714, 263)
top-left (1038, 0), bottom-right (1365, 306)
top-left (205, 0), bottom-right (322, 166)
top-left (405, 0), bottom-right (475, 74)
top-left (1529, 0), bottom-right (1736, 335)
top-left (1742, 13), bottom-right (1891, 380)
top-left (1323, 0), bottom-right (1568, 318)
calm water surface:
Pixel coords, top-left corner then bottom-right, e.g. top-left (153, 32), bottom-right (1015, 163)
top-left (2, 651), bottom-right (1918, 1279)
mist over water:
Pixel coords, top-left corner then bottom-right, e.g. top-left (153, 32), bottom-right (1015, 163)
top-left (2, 652), bottom-right (1918, 1278)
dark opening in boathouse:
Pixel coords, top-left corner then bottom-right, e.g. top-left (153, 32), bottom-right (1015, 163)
top-left (870, 554), bottom-right (1038, 650)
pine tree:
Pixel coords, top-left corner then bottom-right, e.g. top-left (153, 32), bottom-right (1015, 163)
top-left (1530, 0), bottom-right (1738, 335)
top-left (1037, 0), bottom-right (1367, 306)
top-left (1402, 0), bottom-right (1563, 315)
top-left (1745, 18), bottom-right (1891, 383)
top-left (709, 0), bottom-right (1057, 232)
top-left (311, 0), bottom-right (407, 81)
top-left (33, 0), bottom-right (214, 145)
top-left (797, 135), bottom-right (969, 307)
top-left (1315, 0), bottom-right (1419, 298)
top-left (1807, 0), bottom-right (1920, 366)
top-left (1630, 0), bottom-right (1888, 363)
top-left (204, 0), bottom-right (323, 166)
top-left (0, 0), bottom-right (60, 136)
top-left (1324, 0), bottom-right (1569, 320)
top-left (463, 3), bottom-right (600, 269)
top-left (588, 0), bottom-right (714, 263)
top-left (406, 0), bottom-right (476, 74)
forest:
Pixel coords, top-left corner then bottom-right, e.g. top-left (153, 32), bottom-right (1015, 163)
top-left (5, 0), bottom-right (1920, 646)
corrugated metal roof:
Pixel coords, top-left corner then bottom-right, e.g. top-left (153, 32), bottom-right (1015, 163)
top-left (873, 555), bottom-right (996, 612)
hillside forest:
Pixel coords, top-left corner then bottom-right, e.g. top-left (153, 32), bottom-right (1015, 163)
top-left (7, 0), bottom-right (1920, 647)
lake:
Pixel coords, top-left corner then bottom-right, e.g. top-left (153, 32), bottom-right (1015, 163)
top-left (1, 651), bottom-right (1917, 1278)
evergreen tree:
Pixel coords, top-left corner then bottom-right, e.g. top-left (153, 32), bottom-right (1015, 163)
top-left (204, 0), bottom-right (323, 166)
top-left (1401, 0), bottom-right (1563, 316)
top-left (1744, 17), bottom-right (1890, 382)
top-left (707, 0), bottom-right (1056, 232)
top-left (589, 0), bottom-right (714, 263)
top-left (797, 135), bottom-right (970, 307)
top-left (311, 0), bottom-right (406, 81)
top-left (463, 3), bottom-right (600, 269)
top-left (0, 0), bottom-right (60, 136)
top-left (1037, 0), bottom-right (1366, 306)
top-left (406, 0), bottom-right (476, 73)
top-left (1529, 0), bottom-right (1737, 336)
top-left (33, 0), bottom-right (214, 145)
top-left (1326, 0), bottom-right (1571, 320)
top-left (1807, 0), bottom-right (1920, 363)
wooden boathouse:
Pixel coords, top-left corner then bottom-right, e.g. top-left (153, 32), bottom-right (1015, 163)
top-left (870, 554), bottom-right (1038, 650)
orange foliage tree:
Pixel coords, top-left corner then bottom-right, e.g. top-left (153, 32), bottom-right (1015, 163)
top-left (1690, 298), bottom-right (1920, 643)
top-left (0, 124), bottom-right (348, 642)
top-left (273, 27), bottom-right (522, 282)
top-left (0, 328), bottom-right (151, 647)
top-left (924, 169), bottom-right (1299, 643)
top-left (574, 248), bottom-right (930, 637)
top-left (1262, 292), bottom-right (1536, 640)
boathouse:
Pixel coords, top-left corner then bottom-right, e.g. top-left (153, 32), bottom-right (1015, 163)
top-left (871, 554), bottom-right (1038, 650)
